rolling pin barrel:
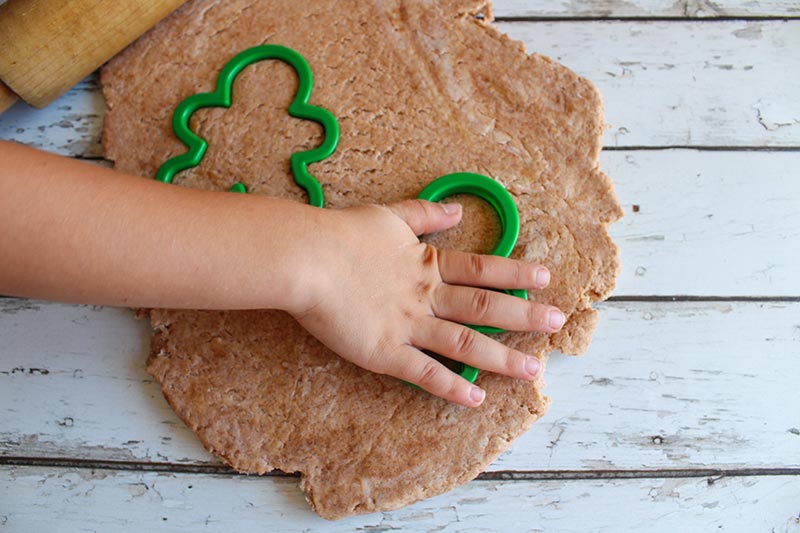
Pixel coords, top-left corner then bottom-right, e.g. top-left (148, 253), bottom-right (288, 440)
top-left (0, 81), bottom-right (17, 113)
top-left (0, 0), bottom-right (187, 112)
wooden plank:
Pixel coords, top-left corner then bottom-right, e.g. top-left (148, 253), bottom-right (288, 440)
top-left (496, 20), bottom-right (800, 148)
top-left (0, 149), bottom-right (795, 297)
top-left (605, 149), bottom-right (800, 296)
top-left (0, 76), bottom-right (102, 158)
top-left (495, 299), bottom-right (800, 472)
top-left (492, 0), bottom-right (800, 18)
top-left (1, 466), bottom-right (798, 531)
top-left (0, 301), bottom-right (208, 465)
top-left (1, 21), bottom-right (798, 154)
top-left (2, 299), bottom-right (799, 471)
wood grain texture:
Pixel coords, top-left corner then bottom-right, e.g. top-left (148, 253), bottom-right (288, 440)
top-left (607, 149), bottom-right (800, 296)
top-left (0, 0), bottom-right (187, 107)
top-left (0, 76), bottom-right (103, 157)
top-left (497, 20), bottom-right (800, 148)
top-left (0, 81), bottom-right (17, 114)
top-left (492, 0), bottom-right (800, 18)
top-left (1, 466), bottom-right (798, 531)
top-left (1, 21), bottom-right (798, 155)
top-left (2, 299), bottom-right (798, 471)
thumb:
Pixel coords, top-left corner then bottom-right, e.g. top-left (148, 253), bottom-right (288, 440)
top-left (387, 199), bottom-right (462, 236)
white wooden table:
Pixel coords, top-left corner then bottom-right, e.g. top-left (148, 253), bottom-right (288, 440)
top-left (2, 1), bottom-right (799, 531)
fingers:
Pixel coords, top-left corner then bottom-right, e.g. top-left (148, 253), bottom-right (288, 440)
top-left (433, 284), bottom-right (566, 333)
top-left (411, 316), bottom-right (541, 381)
top-left (386, 199), bottom-right (462, 236)
top-left (438, 249), bottom-right (550, 290)
top-left (382, 344), bottom-right (486, 407)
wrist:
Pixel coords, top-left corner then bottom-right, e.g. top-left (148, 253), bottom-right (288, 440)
top-left (278, 205), bottom-right (371, 318)
top-left (256, 199), bottom-right (337, 316)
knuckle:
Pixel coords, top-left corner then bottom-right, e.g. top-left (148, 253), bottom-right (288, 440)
top-left (417, 359), bottom-right (442, 388)
top-left (420, 243), bottom-right (438, 268)
top-left (367, 337), bottom-right (393, 374)
top-left (526, 303), bottom-right (547, 330)
top-left (414, 282), bottom-right (434, 301)
top-left (512, 260), bottom-right (526, 287)
top-left (413, 199), bottom-right (433, 218)
top-left (471, 289), bottom-right (493, 320)
top-left (467, 254), bottom-right (487, 279)
top-left (453, 327), bottom-right (479, 355)
top-left (505, 349), bottom-right (524, 375)
top-left (445, 380), bottom-right (463, 403)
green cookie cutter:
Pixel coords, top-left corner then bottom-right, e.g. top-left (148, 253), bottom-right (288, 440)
top-left (418, 172), bottom-right (528, 383)
top-left (155, 44), bottom-right (339, 206)
top-left (154, 46), bottom-right (527, 385)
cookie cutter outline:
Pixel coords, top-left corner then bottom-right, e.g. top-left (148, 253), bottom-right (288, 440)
top-left (155, 46), bottom-right (527, 385)
top-left (155, 44), bottom-right (339, 206)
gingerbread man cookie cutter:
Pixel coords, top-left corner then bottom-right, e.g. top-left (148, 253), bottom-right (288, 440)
top-left (155, 44), bottom-right (337, 205)
top-left (155, 44), bottom-right (527, 384)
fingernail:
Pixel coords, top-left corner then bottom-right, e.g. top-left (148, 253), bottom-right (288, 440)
top-left (442, 203), bottom-right (461, 215)
top-left (535, 267), bottom-right (550, 288)
top-left (469, 386), bottom-right (486, 405)
top-left (525, 356), bottom-right (540, 378)
top-left (548, 309), bottom-right (565, 331)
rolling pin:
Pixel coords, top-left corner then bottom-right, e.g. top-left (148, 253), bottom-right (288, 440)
top-left (0, 0), bottom-right (188, 114)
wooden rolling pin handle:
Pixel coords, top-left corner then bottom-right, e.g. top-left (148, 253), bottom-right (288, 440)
top-left (0, 0), bottom-right (187, 113)
top-left (0, 81), bottom-right (19, 114)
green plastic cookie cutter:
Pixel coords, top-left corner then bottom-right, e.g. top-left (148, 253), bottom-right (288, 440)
top-left (155, 44), bottom-right (339, 206)
top-left (155, 46), bottom-right (526, 386)
top-left (418, 172), bottom-right (528, 383)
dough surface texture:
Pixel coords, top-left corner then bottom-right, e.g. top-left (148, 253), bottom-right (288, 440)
top-left (101, 0), bottom-right (622, 519)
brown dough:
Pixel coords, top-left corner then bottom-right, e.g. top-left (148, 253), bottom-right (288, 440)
top-left (101, 0), bottom-right (622, 519)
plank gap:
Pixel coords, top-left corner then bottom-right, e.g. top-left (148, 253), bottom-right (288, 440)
top-left (2, 456), bottom-right (799, 480)
top-left (494, 15), bottom-right (800, 22)
top-left (607, 295), bottom-right (800, 302)
top-left (601, 145), bottom-right (800, 152)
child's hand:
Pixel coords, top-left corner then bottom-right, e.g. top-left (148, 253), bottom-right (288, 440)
top-left (293, 200), bottom-right (565, 407)
top-left (0, 143), bottom-right (563, 407)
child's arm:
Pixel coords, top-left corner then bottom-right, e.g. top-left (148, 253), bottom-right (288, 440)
top-left (0, 140), bottom-right (564, 407)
